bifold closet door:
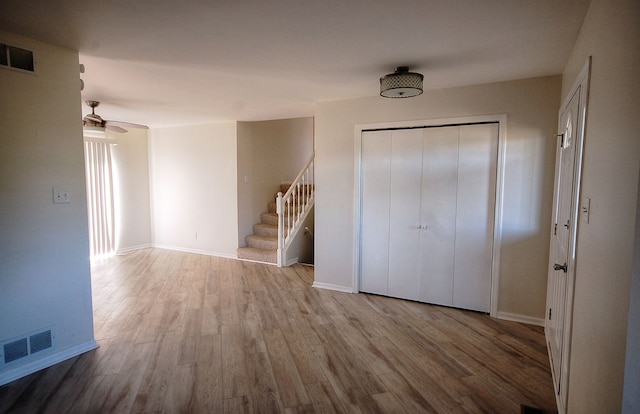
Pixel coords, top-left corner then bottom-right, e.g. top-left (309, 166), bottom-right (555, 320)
top-left (360, 128), bottom-right (431, 301)
top-left (387, 129), bottom-right (425, 301)
top-left (452, 124), bottom-right (497, 312)
top-left (360, 123), bottom-right (497, 313)
top-left (418, 126), bottom-right (459, 307)
top-left (360, 130), bottom-right (392, 296)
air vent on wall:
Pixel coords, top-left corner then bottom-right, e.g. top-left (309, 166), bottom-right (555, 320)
top-left (0, 42), bottom-right (35, 72)
top-left (1, 326), bottom-right (55, 366)
top-left (3, 338), bottom-right (28, 364)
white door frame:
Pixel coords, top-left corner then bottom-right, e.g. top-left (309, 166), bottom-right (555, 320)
top-left (353, 114), bottom-right (507, 317)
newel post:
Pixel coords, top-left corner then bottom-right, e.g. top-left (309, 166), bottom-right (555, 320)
top-left (276, 191), bottom-right (283, 267)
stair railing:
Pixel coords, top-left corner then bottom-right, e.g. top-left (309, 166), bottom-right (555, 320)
top-left (276, 152), bottom-right (314, 267)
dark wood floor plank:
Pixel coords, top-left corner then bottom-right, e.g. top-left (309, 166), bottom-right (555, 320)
top-left (377, 371), bottom-right (440, 413)
top-left (246, 350), bottom-right (285, 413)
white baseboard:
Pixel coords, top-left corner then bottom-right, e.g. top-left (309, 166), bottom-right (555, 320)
top-left (312, 281), bottom-right (354, 293)
top-left (116, 243), bottom-right (152, 254)
top-left (0, 339), bottom-right (98, 386)
top-left (236, 257), bottom-right (277, 266)
top-left (496, 311), bottom-right (545, 326)
top-left (152, 244), bottom-right (237, 259)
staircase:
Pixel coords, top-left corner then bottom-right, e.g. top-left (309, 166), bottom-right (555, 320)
top-left (236, 183), bottom-right (291, 264)
top-left (237, 153), bottom-right (315, 266)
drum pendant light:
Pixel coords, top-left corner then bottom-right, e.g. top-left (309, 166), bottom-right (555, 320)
top-left (380, 66), bottom-right (423, 98)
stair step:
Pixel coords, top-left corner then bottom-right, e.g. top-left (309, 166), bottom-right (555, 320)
top-left (260, 212), bottom-right (278, 226)
top-left (253, 223), bottom-right (278, 237)
top-left (237, 247), bottom-right (276, 264)
top-left (239, 179), bottom-right (312, 266)
top-left (245, 234), bottom-right (277, 250)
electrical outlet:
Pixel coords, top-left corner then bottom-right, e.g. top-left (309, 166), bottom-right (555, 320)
top-left (53, 188), bottom-right (70, 204)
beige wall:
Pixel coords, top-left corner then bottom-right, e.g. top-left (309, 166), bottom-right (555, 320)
top-left (560, 0), bottom-right (640, 411)
top-left (0, 31), bottom-right (96, 384)
top-left (110, 128), bottom-right (152, 251)
top-left (149, 122), bottom-right (238, 257)
top-left (237, 117), bottom-right (314, 246)
top-left (625, 179), bottom-right (640, 413)
top-left (314, 75), bottom-right (561, 321)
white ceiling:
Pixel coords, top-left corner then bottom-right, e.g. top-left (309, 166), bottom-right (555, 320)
top-left (0, 0), bottom-right (590, 128)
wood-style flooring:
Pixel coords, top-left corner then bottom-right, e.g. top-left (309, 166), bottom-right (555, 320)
top-left (0, 248), bottom-right (557, 413)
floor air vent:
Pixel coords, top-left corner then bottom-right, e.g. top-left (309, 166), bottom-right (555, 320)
top-left (1, 327), bottom-right (54, 365)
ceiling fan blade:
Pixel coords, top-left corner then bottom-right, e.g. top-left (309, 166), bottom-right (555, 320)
top-left (106, 120), bottom-right (149, 130)
top-left (106, 125), bottom-right (127, 133)
top-left (85, 114), bottom-right (103, 123)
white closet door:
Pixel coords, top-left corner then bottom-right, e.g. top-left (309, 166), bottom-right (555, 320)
top-left (359, 123), bottom-right (498, 313)
top-left (360, 130), bottom-right (392, 295)
top-left (453, 124), bottom-right (498, 312)
top-left (387, 129), bottom-right (423, 301)
top-left (419, 126), bottom-right (459, 306)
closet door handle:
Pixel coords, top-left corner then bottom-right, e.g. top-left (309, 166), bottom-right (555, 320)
top-left (415, 224), bottom-right (428, 230)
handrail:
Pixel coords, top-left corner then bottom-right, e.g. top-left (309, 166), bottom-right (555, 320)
top-left (276, 152), bottom-right (315, 267)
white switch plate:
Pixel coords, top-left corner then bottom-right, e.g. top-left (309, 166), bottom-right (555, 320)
top-left (53, 188), bottom-right (71, 204)
top-left (581, 196), bottom-right (590, 223)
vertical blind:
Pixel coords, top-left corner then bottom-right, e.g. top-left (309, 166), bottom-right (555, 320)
top-left (84, 138), bottom-right (115, 258)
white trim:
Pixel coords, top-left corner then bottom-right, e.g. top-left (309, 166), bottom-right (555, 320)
top-left (151, 244), bottom-right (237, 259)
top-left (496, 312), bottom-right (545, 327)
top-left (0, 339), bottom-right (98, 386)
top-left (236, 257), bottom-right (277, 266)
top-left (492, 115), bottom-right (508, 317)
top-left (353, 114), bottom-right (507, 318)
top-left (312, 281), bottom-right (355, 293)
top-left (116, 243), bottom-right (152, 254)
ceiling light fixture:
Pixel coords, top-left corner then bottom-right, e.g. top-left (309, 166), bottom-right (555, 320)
top-left (380, 66), bottom-right (423, 98)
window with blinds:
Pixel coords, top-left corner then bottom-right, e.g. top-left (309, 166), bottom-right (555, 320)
top-left (84, 136), bottom-right (116, 258)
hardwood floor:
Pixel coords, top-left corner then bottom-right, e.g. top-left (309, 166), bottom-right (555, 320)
top-left (0, 248), bottom-right (557, 413)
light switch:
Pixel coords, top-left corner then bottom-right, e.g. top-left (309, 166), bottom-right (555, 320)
top-left (581, 197), bottom-right (590, 223)
top-left (53, 188), bottom-right (71, 204)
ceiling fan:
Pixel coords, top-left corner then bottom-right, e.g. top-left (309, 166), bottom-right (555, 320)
top-left (82, 100), bottom-right (148, 133)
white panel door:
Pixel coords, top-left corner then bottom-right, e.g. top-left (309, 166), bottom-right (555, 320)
top-left (419, 126), bottom-right (459, 306)
top-left (388, 129), bottom-right (424, 301)
top-left (360, 130), bottom-right (392, 295)
top-left (453, 124), bottom-right (498, 312)
top-left (547, 86), bottom-right (580, 397)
